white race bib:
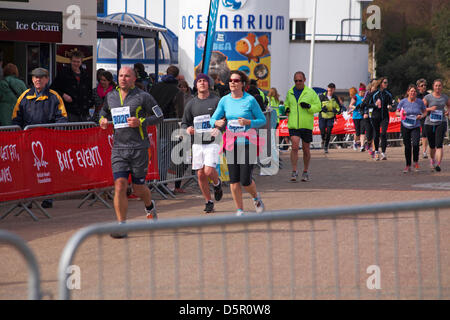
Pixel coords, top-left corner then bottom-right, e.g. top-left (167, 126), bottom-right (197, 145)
top-left (368, 108), bottom-right (374, 118)
top-left (430, 110), bottom-right (443, 123)
top-left (402, 114), bottom-right (417, 128)
top-left (193, 114), bottom-right (212, 133)
top-left (227, 119), bottom-right (246, 133)
top-left (111, 107), bottom-right (131, 129)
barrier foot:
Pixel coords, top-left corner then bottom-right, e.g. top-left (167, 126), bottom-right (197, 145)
top-left (1, 203), bottom-right (21, 220)
top-left (157, 183), bottom-right (176, 198)
top-left (181, 176), bottom-right (198, 189)
top-left (78, 191), bottom-right (112, 209)
top-left (15, 202), bottom-right (40, 221)
top-left (148, 182), bottom-right (168, 199)
top-left (33, 200), bottom-right (52, 219)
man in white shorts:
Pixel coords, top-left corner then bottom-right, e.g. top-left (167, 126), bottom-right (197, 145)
top-left (181, 73), bottom-right (223, 213)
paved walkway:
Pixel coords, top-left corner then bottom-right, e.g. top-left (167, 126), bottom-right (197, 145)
top-left (1, 145), bottom-right (449, 299)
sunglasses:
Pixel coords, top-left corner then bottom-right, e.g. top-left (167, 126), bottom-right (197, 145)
top-left (229, 79), bottom-right (241, 83)
top-left (294, 80), bottom-right (303, 83)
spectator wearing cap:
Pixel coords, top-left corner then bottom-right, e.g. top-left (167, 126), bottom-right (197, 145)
top-left (50, 51), bottom-right (93, 122)
top-left (318, 82), bottom-right (343, 153)
top-left (0, 63), bottom-right (27, 126)
top-left (12, 67), bottom-right (67, 209)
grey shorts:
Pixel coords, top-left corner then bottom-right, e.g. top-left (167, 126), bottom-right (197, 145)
top-left (111, 148), bottom-right (149, 181)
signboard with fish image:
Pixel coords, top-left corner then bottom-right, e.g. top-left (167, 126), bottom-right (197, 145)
top-left (195, 31), bottom-right (271, 91)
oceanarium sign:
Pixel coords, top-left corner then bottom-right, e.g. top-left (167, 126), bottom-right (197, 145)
top-left (181, 13), bottom-right (285, 31)
top-left (0, 8), bottom-right (62, 43)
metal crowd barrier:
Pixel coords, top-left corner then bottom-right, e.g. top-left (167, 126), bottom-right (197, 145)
top-left (58, 197), bottom-right (450, 300)
top-left (0, 230), bottom-right (42, 299)
top-left (1, 122), bottom-right (112, 222)
top-left (152, 118), bottom-right (197, 199)
top-left (0, 125), bottom-right (22, 132)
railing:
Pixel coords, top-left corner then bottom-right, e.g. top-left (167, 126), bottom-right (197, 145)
top-left (57, 198), bottom-right (450, 300)
top-left (0, 230), bottom-right (42, 300)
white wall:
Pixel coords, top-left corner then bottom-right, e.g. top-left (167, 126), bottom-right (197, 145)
top-left (288, 42), bottom-right (369, 94)
top-left (290, 0), bottom-right (369, 41)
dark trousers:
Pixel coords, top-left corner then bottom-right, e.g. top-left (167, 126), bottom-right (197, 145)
top-left (401, 126), bottom-right (420, 166)
top-left (319, 118), bottom-right (334, 148)
top-left (371, 117), bottom-right (389, 152)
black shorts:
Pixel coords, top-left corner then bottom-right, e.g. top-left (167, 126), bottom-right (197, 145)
top-left (226, 143), bottom-right (255, 186)
top-left (289, 128), bottom-right (313, 143)
top-left (425, 122), bottom-right (447, 149)
top-left (111, 148), bottom-right (149, 183)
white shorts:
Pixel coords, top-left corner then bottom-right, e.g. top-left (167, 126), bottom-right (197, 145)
top-left (192, 143), bottom-right (220, 170)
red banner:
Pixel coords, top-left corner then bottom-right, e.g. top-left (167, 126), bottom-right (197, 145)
top-left (277, 113), bottom-right (401, 137)
top-left (0, 126), bottom-right (159, 202)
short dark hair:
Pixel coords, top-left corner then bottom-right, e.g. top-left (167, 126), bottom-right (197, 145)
top-left (166, 65), bottom-right (179, 77)
top-left (294, 71), bottom-right (306, 80)
top-left (328, 83), bottom-right (336, 89)
top-left (70, 50), bottom-right (84, 60)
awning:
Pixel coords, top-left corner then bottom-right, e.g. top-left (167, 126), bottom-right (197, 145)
top-left (97, 17), bottom-right (166, 39)
top-left (97, 16), bottom-right (167, 76)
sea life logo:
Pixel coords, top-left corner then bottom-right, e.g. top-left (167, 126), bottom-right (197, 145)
top-left (222, 0), bottom-right (248, 11)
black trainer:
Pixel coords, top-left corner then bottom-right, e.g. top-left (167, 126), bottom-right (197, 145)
top-left (204, 201), bottom-right (214, 213)
top-left (435, 165), bottom-right (441, 172)
top-left (110, 232), bottom-right (128, 239)
top-left (214, 179), bottom-right (223, 201)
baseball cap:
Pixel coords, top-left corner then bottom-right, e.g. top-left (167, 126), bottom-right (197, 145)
top-left (31, 68), bottom-right (49, 77)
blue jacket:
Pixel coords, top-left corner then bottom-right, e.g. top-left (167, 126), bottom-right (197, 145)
top-left (11, 86), bottom-right (68, 128)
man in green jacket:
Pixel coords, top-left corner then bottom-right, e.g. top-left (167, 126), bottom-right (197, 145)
top-left (0, 63), bottom-right (27, 126)
top-left (284, 71), bottom-right (321, 182)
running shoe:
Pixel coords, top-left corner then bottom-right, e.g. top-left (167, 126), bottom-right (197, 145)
top-left (414, 163), bottom-right (420, 172)
top-left (290, 171), bottom-right (299, 182)
top-left (368, 150), bottom-right (375, 158)
top-left (423, 152), bottom-right (428, 159)
top-left (353, 142), bottom-right (358, 151)
top-left (110, 232), bottom-right (128, 239)
top-left (430, 159), bottom-right (436, 171)
top-left (204, 201), bottom-right (214, 213)
top-left (145, 200), bottom-right (158, 220)
top-left (435, 165), bottom-right (441, 172)
top-left (301, 171), bottom-right (310, 182)
top-left (374, 151), bottom-right (380, 161)
top-left (403, 166), bottom-right (411, 173)
top-left (214, 178), bottom-right (223, 201)
top-left (324, 146), bottom-right (329, 154)
top-left (360, 146), bottom-right (365, 152)
top-left (236, 209), bottom-right (244, 216)
top-left (110, 223), bottom-right (128, 239)
top-left (381, 153), bottom-right (387, 160)
top-left (253, 193), bottom-right (264, 214)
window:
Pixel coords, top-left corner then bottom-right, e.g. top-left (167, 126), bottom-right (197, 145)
top-left (289, 20), bottom-right (306, 40)
top-left (97, 0), bottom-right (107, 17)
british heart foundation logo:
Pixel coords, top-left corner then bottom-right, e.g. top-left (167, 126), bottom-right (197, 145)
top-left (31, 141), bottom-right (52, 184)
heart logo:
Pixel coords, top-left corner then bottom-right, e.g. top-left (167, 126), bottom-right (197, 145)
top-left (31, 141), bottom-right (48, 171)
top-left (108, 135), bottom-right (114, 148)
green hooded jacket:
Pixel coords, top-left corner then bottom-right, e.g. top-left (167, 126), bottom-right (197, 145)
top-left (284, 85), bottom-right (321, 130)
top-left (0, 75), bottom-right (27, 126)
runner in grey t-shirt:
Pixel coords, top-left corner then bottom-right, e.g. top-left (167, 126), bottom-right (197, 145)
top-left (423, 79), bottom-right (450, 172)
top-left (181, 73), bottom-right (223, 214)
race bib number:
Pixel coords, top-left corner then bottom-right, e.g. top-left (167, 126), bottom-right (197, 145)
top-left (430, 110), bottom-right (443, 122)
top-left (368, 108), bottom-right (374, 118)
top-left (111, 107), bottom-right (131, 129)
top-left (193, 114), bottom-right (212, 133)
top-left (402, 114), bottom-right (417, 128)
top-left (227, 119), bottom-right (246, 133)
